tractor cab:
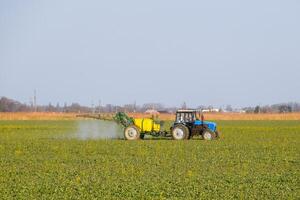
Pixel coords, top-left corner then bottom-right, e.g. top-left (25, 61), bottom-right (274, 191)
top-left (171, 109), bottom-right (219, 140)
top-left (175, 110), bottom-right (198, 123)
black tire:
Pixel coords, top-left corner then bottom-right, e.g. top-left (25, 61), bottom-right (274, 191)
top-left (124, 125), bottom-right (140, 140)
top-left (140, 134), bottom-right (145, 140)
top-left (172, 124), bottom-right (190, 140)
top-left (202, 129), bottom-right (216, 140)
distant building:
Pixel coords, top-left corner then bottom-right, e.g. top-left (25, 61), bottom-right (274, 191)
top-left (202, 108), bottom-right (220, 113)
top-left (145, 109), bottom-right (159, 115)
top-left (211, 108), bottom-right (220, 112)
top-left (233, 109), bottom-right (246, 113)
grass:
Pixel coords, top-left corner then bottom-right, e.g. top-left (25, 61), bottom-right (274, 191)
top-left (0, 120), bottom-right (299, 199)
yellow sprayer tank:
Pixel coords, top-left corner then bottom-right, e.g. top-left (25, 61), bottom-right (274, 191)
top-left (134, 118), bottom-right (160, 132)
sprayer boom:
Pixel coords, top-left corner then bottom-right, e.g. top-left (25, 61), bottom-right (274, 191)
top-left (77, 112), bottom-right (133, 128)
top-left (113, 112), bottom-right (134, 127)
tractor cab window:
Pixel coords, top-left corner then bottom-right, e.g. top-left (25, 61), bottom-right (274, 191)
top-left (192, 112), bottom-right (196, 121)
top-left (186, 112), bottom-right (196, 122)
top-left (186, 113), bottom-right (192, 122)
top-left (176, 113), bottom-right (184, 122)
top-left (176, 112), bottom-right (196, 123)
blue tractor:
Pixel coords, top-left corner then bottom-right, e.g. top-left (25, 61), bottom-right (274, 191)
top-left (171, 110), bottom-right (220, 140)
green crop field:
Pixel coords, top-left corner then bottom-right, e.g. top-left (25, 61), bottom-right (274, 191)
top-left (0, 120), bottom-right (299, 199)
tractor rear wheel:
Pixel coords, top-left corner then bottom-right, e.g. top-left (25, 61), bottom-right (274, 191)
top-left (172, 125), bottom-right (190, 140)
top-left (124, 125), bottom-right (140, 140)
top-left (202, 130), bottom-right (216, 140)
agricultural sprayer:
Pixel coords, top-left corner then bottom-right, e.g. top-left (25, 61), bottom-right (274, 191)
top-left (78, 110), bottom-right (220, 140)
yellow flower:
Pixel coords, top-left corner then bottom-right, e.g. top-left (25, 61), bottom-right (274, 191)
top-left (76, 176), bottom-right (81, 183)
top-left (187, 170), bottom-right (193, 177)
top-left (15, 150), bottom-right (22, 156)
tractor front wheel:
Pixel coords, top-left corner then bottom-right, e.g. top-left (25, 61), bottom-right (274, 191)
top-left (202, 130), bottom-right (216, 140)
top-left (124, 125), bottom-right (140, 140)
top-left (172, 125), bottom-right (189, 140)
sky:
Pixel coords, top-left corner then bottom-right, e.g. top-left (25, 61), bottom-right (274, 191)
top-left (1, 0), bottom-right (299, 108)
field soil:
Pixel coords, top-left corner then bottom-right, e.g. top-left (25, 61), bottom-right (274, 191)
top-left (1, 112), bottom-right (300, 120)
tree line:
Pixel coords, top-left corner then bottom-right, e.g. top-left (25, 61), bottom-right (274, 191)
top-left (0, 96), bottom-right (300, 113)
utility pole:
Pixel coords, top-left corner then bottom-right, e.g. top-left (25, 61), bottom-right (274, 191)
top-left (33, 89), bottom-right (37, 112)
top-left (98, 100), bottom-right (101, 113)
